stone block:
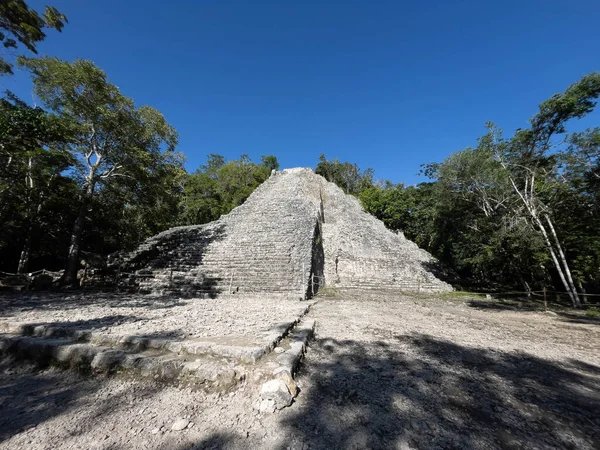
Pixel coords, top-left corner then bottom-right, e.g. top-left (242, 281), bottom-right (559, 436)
top-left (260, 379), bottom-right (293, 410)
top-left (91, 350), bottom-right (125, 371)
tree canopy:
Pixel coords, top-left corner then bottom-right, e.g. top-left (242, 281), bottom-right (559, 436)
top-left (0, 0), bottom-right (66, 74)
top-left (16, 56), bottom-right (182, 283)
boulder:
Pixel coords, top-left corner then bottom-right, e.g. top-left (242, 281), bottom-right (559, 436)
top-left (260, 379), bottom-right (293, 410)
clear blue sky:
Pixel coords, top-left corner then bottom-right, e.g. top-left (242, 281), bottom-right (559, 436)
top-left (3, 0), bottom-right (600, 185)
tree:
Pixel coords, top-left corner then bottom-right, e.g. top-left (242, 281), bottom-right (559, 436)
top-left (18, 57), bottom-right (181, 284)
top-left (424, 144), bottom-right (549, 291)
top-left (557, 128), bottom-right (600, 292)
top-left (491, 73), bottom-right (600, 307)
top-left (422, 73), bottom-right (600, 305)
top-left (316, 154), bottom-right (373, 196)
top-left (180, 154), bottom-right (277, 226)
top-left (261, 155), bottom-right (279, 171)
top-left (0, 0), bottom-right (66, 75)
top-left (0, 93), bottom-right (73, 272)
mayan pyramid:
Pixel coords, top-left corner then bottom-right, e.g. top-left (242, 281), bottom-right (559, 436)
top-left (116, 168), bottom-right (452, 297)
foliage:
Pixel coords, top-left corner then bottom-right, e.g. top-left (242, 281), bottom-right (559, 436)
top-left (0, 93), bottom-right (75, 272)
top-left (316, 154), bottom-right (373, 196)
top-left (354, 73), bottom-right (600, 299)
top-left (18, 56), bottom-right (182, 283)
top-left (180, 154), bottom-right (278, 225)
top-left (0, 0), bottom-right (66, 74)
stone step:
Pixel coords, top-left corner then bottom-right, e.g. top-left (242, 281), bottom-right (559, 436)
top-left (0, 305), bottom-right (317, 392)
top-left (0, 334), bottom-right (244, 390)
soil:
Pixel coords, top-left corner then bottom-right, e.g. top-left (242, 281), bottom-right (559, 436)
top-left (1, 289), bottom-right (599, 450)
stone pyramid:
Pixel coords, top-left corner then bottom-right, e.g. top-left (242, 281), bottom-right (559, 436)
top-left (116, 168), bottom-right (452, 297)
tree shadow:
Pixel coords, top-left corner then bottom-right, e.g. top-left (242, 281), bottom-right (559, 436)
top-left (0, 361), bottom-right (100, 442)
top-left (0, 291), bottom-right (192, 317)
top-left (555, 312), bottom-right (600, 326)
top-left (6, 314), bottom-right (139, 337)
top-left (277, 334), bottom-right (600, 449)
top-left (466, 298), bottom-right (548, 312)
top-left (187, 432), bottom-right (237, 449)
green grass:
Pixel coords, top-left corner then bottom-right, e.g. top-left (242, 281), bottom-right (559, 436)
top-left (316, 286), bottom-right (340, 298)
top-left (435, 290), bottom-right (487, 301)
top-left (585, 307), bottom-right (600, 318)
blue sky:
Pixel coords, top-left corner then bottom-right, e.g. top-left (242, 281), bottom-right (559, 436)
top-left (3, 0), bottom-right (600, 185)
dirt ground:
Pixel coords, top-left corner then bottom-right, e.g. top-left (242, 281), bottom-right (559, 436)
top-left (1, 290), bottom-right (599, 450)
top-left (0, 292), bottom-right (311, 344)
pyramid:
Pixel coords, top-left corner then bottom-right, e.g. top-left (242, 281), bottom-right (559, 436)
top-left (116, 168), bottom-right (452, 297)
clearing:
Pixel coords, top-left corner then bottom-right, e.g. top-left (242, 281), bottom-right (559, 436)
top-left (1, 289), bottom-right (599, 449)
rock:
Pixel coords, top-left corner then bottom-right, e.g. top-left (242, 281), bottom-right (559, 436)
top-left (31, 273), bottom-right (53, 290)
top-left (91, 350), bottom-right (125, 372)
top-left (273, 368), bottom-right (298, 397)
top-left (258, 398), bottom-right (276, 414)
top-left (171, 418), bottom-right (190, 431)
top-left (260, 379), bottom-right (293, 410)
top-left (117, 168), bottom-right (451, 297)
top-left (151, 428), bottom-right (160, 435)
top-left (274, 347), bottom-right (285, 354)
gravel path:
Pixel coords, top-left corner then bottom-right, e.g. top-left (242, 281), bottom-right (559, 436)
top-left (1, 290), bottom-right (599, 449)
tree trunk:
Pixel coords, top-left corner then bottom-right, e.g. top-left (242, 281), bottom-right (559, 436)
top-left (578, 281), bottom-right (588, 305)
top-left (17, 225), bottom-right (32, 274)
top-left (62, 180), bottom-right (94, 285)
top-left (544, 215), bottom-right (581, 307)
top-left (523, 280), bottom-right (532, 298)
top-left (17, 157), bottom-right (34, 274)
top-left (17, 174), bottom-right (51, 275)
top-left (532, 214), bottom-right (579, 307)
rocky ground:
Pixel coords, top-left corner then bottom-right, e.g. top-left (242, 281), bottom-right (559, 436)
top-left (1, 289), bottom-right (599, 449)
top-left (0, 292), bottom-right (310, 345)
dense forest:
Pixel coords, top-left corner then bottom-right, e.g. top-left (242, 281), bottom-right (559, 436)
top-left (1, 2), bottom-right (599, 306)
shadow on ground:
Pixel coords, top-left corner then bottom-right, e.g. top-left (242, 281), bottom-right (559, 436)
top-left (468, 299), bottom-right (600, 327)
top-left (555, 311), bottom-right (600, 326)
top-left (0, 292), bottom-right (194, 318)
top-left (269, 334), bottom-right (600, 450)
top-left (0, 362), bottom-right (98, 442)
top-left (7, 315), bottom-right (139, 335)
top-left (467, 299), bottom-right (542, 312)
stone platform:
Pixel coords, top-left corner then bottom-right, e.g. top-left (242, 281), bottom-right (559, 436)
top-left (0, 292), bottom-right (315, 391)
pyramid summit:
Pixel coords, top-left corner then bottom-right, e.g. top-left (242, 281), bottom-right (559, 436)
top-left (116, 168), bottom-right (452, 297)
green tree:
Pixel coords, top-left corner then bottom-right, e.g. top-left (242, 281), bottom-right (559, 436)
top-left (0, 0), bottom-right (66, 74)
top-left (491, 73), bottom-right (600, 307)
top-left (261, 155), bottom-right (279, 171)
top-left (316, 154), bottom-right (373, 195)
top-left (18, 57), bottom-right (181, 284)
top-left (0, 93), bottom-right (73, 272)
top-left (180, 154), bottom-right (277, 226)
top-left (422, 73), bottom-right (600, 305)
top-left (425, 146), bottom-right (549, 291)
